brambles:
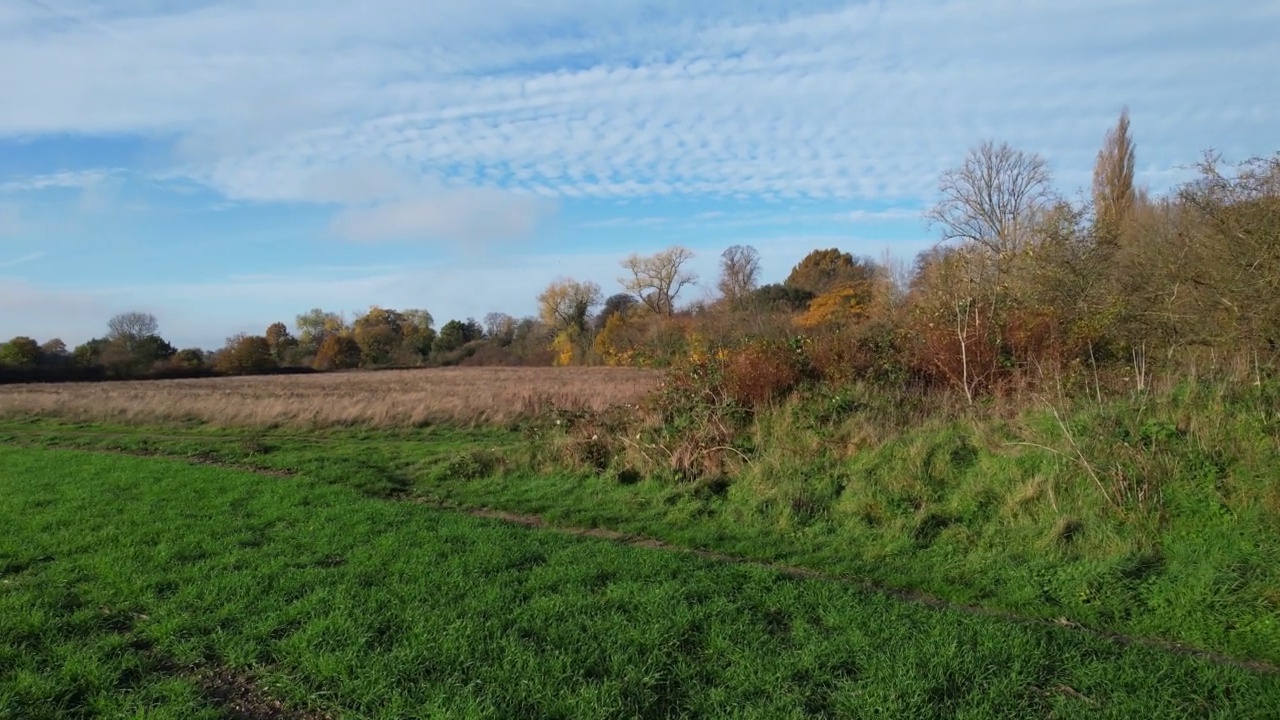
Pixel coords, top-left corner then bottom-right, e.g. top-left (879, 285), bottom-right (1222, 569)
top-left (722, 338), bottom-right (812, 409)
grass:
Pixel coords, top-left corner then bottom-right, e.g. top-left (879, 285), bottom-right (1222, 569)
top-left (0, 366), bottom-right (659, 428)
top-left (4, 378), bottom-right (1276, 673)
top-left (3, 446), bottom-right (1278, 718)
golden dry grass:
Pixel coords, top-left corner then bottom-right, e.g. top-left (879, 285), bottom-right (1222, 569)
top-left (0, 367), bottom-right (661, 429)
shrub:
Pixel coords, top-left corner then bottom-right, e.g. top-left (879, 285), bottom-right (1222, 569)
top-left (722, 338), bottom-right (811, 408)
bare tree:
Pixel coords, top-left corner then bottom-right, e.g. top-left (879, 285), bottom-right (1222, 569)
top-left (483, 312), bottom-right (517, 345)
top-left (927, 140), bottom-right (1056, 259)
top-left (1092, 107), bottom-right (1137, 251)
top-left (107, 311), bottom-right (159, 349)
top-left (717, 244), bottom-right (761, 305)
top-left (620, 246), bottom-right (698, 316)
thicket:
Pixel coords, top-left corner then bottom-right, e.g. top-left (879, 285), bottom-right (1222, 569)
top-left (514, 113), bottom-right (1280, 503)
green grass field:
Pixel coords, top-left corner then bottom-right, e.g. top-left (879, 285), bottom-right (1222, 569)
top-left (2, 427), bottom-right (1279, 717)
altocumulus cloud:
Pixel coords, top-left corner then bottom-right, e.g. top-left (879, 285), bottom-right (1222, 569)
top-left (3, 0), bottom-right (1275, 216)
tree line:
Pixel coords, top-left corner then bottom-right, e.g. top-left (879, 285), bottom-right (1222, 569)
top-left (4, 109), bottom-right (1278, 398)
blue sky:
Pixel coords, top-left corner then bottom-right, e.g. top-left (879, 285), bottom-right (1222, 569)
top-left (1, 0), bottom-right (1277, 349)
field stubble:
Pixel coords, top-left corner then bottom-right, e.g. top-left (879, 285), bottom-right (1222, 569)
top-left (0, 367), bottom-right (659, 428)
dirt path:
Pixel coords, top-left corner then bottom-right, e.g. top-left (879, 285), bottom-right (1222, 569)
top-left (13, 439), bottom-right (1280, 677)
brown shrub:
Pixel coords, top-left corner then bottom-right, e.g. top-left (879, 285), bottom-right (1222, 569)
top-left (723, 339), bottom-right (809, 409)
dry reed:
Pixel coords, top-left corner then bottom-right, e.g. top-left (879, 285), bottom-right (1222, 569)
top-left (0, 367), bottom-right (661, 429)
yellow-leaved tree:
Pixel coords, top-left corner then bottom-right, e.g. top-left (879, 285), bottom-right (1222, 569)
top-left (537, 278), bottom-right (602, 366)
top-left (795, 284), bottom-right (868, 330)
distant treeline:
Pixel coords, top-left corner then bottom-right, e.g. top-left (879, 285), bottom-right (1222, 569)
top-left (3, 109), bottom-right (1278, 399)
top-left (0, 365), bottom-right (320, 386)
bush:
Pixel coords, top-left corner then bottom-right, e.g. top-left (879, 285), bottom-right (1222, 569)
top-left (722, 338), bottom-right (811, 408)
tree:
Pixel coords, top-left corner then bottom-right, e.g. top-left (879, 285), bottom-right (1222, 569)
top-left (400, 311), bottom-right (437, 362)
top-left (295, 308), bottom-right (347, 353)
top-left (594, 293), bottom-right (638, 332)
top-left (1092, 107), bottom-right (1137, 251)
top-left (108, 308), bottom-right (160, 348)
top-left (538, 278), bottom-right (603, 335)
top-left (1173, 152), bottom-right (1280, 355)
top-left (40, 338), bottom-right (68, 357)
top-left (748, 284), bottom-right (815, 313)
top-left (484, 312), bottom-right (517, 346)
top-left (352, 307), bottom-right (408, 366)
top-left (784, 248), bottom-right (878, 299)
top-left (216, 334), bottom-right (277, 375)
top-left (134, 335), bottom-right (177, 367)
top-left (314, 334), bottom-right (362, 370)
top-left (172, 348), bottom-right (207, 369)
top-left (401, 308), bottom-right (434, 334)
top-left (0, 337), bottom-right (40, 367)
top-left (593, 311), bottom-right (642, 366)
top-left (795, 286), bottom-right (868, 330)
top-left (434, 319), bottom-right (481, 354)
top-left (927, 140), bottom-right (1056, 259)
top-left (619, 246), bottom-right (697, 316)
top-left (72, 339), bottom-right (106, 368)
top-left (264, 322), bottom-right (297, 362)
top-left (717, 245), bottom-right (762, 305)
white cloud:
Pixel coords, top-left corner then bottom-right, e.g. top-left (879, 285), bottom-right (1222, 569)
top-left (329, 187), bottom-right (558, 245)
top-left (0, 169), bottom-right (118, 192)
top-left (0, 0), bottom-right (1274, 209)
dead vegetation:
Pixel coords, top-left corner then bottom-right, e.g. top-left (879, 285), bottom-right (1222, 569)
top-left (0, 367), bottom-right (659, 429)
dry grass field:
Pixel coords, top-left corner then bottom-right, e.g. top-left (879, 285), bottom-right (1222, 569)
top-left (0, 367), bottom-right (660, 428)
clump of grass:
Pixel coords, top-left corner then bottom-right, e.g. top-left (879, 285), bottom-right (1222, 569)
top-left (432, 448), bottom-right (504, 482)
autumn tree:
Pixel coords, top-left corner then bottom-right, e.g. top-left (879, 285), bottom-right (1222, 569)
top-left (795, 287), bottom-right (868, 330)
top-left (538, 278), bottom-right (603, 365)
top-left (1092, 107), bottom-right (1137, 252)
top-left (40, 338), bottom-right (68, 357)
top-left (264, 322), bottom-right (298, 362)
top-left (216, 334), bottom-right (277, 375)
top-left (784, 248), bottom-right (879, 300)
top-left (314, 334), bottom-right (362, 370)
top-left (620, 246), bottom-right (697, 316)
top-left (353, 307), bottom-right (408, 366)
top-left (594, 293), bottom-right (638, 332)
top-left (538, 278), bottom-right (602, 336)
top-left (717, 244), bottom-right (762, 306)
top-left (295, 308), bottom-right (347, 355)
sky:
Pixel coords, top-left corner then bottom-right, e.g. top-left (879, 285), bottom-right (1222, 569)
top-left (1, 0), bottom-right (1277, 349)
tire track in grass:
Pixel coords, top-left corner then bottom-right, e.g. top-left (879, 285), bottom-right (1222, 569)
top-left (19, 441), bottom-right (1280, 679)
top-left (98, 608), bottom-right (333, 720)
